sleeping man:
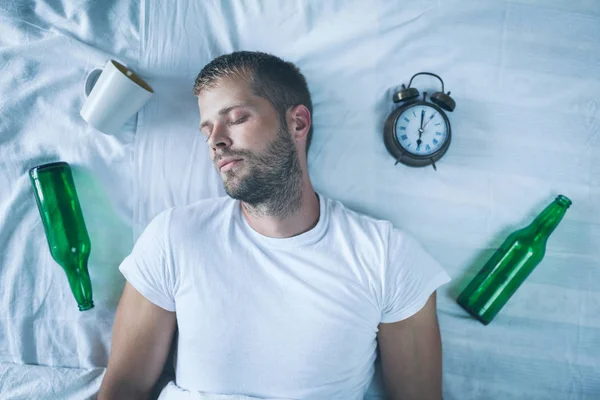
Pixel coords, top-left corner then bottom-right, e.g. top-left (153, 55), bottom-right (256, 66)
top-left (98, 51), bottom-right (451, 400)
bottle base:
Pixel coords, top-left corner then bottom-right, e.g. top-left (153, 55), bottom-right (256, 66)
top-left (457, 299), bottom-right (492, 325)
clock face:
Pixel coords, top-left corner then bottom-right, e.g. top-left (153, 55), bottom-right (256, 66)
top-left (395, 104), bottom-right (449, 156)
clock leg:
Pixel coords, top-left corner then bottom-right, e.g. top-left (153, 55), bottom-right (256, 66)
top-left (431, 158), bottom-right (437, 171)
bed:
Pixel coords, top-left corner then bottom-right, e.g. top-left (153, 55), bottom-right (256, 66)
top-left (1, 0), bottom-right (599, 399)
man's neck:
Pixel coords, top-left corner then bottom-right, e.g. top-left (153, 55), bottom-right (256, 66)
top-left (241, 181), bottom-right (320, 239)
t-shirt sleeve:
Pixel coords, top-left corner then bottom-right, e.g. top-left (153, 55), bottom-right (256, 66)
top-left (118, 209), bottom-right (176, 312)
top-left (380, 227), bottom-right (451, 323)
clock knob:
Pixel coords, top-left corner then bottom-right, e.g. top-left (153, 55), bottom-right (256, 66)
top-left (430, 91), bottom-right (456, 112)
top-left (393, 84), bottom-right (419, 103)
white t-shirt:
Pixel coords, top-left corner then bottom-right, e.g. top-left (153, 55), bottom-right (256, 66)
top-left (119, 194), bottom-right (450, 400)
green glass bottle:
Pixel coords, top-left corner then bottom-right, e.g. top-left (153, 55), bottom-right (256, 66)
top-left (29, 162), bottom-right (94, 311)
top-left (457, 195), bottom-right (571, 325)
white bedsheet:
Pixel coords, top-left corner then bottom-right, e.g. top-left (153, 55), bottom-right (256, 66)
top-left (0, 0), bottom-right (140, 398)
top-left (137, 0), bottom-right (600, 399)
top-left (1, 0), bottom-right (600, 399)
top-left (0, 362), bottom-right (104, 400)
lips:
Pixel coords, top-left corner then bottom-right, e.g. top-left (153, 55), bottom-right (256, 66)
top-left (217, 158), bottom-right (243, 171)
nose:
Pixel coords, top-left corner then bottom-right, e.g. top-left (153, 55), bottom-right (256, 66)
top-left (207, 122), bottom-right (232, 150)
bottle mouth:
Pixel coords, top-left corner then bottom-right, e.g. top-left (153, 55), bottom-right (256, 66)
top-left (78, 301), bottom-right (94, 312)
top-left (556, 195), bottom-right (572, 208)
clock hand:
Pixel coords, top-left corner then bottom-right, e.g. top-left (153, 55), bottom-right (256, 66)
top-left (417, 110), bottom-right (425, 144)
top-left (422, 113), bottom-right (436, 130)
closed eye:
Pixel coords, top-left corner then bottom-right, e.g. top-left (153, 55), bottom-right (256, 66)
top-left (229, 116), bottom-right (249, 125)
top-left (202, 115), bottom-right (249, 140)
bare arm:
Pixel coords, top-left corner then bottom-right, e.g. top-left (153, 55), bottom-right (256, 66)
top-left (377, 292), bottom-right (443, 400)
top-left (98, 282), bottom-right (177, 400)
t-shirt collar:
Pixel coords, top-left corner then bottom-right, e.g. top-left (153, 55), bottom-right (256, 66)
top-left (236, 193), bottom-right (328, 248)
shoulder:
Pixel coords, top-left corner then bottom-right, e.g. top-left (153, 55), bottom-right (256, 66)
top-left (169, 196), bottom-right (236, 224)
top-left (324, 195), bottom-right (394, 247)
top-left (143, 196), bottom-right (236, 242)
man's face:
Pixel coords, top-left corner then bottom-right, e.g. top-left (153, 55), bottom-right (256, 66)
top-left (197, 77), bottom-right (301, 205)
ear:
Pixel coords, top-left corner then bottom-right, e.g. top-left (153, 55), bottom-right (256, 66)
top-left (287, 104), bottom-right (311, 145)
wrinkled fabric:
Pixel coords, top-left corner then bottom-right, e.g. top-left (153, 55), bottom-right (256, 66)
top-left (158, 381), bottom-right (293, 400)
top-left (0, 362), bottom-right (105, 399)
top-left (0, 0), bottom-right (140, 398)
top-left (1, 0), bottom-right (600, 399)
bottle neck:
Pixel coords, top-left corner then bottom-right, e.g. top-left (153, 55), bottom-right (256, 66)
top-left (529, 198), bottom-right (570, 240)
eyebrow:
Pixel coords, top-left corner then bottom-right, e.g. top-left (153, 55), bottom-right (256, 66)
top-left (199, 103), bottom-right (248, 130)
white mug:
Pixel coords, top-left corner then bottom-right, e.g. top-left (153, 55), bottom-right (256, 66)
top-left (80, 59), bottom-right (154, 135)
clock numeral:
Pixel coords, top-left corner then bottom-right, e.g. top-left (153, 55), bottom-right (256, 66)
top-left (436, 132), bottom-right (442, 136)
top-left (426, 144), bottom-right (431, 151)
top-left (400, 126), bottom-right (406, 130)
top-left (400, 134), bottom-right (408, 141)
top-left (403, 117), bottom-right (410, 123)
top-left (413, 111), bottom-right (416, 117)
top-left (435, 123), bottom-right (441, 126)
top-left (407, 143), bottom-right (411, 147)
top-left (433, 138), bottom-right (439, 145)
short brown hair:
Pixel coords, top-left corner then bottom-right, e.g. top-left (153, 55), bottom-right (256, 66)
top-left (193, 51), bottom-right (314, 154)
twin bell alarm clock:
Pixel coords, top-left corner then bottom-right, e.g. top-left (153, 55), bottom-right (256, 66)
top-left (384, 72), bottom-right (456, 171)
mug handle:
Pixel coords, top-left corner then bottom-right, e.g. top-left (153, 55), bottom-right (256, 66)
top-left (84, 68), bottom-right (103, 97)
